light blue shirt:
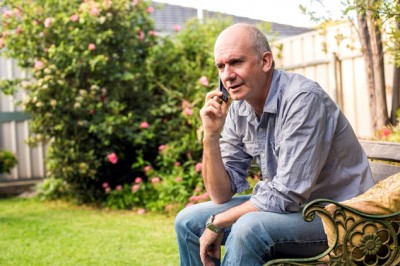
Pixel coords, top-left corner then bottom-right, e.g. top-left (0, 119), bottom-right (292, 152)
top-left (220, 70), bottom-right (375, 213)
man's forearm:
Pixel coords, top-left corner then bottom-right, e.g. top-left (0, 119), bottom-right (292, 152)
top-left (213, 200), bottom-right (259, 228)
top-left (202, 136), bottom-right (233, 203)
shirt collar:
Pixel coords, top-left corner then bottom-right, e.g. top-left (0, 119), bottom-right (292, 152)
top-left (264, 69), bottom-right (280, 114)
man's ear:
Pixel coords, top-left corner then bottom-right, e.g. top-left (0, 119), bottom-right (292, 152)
top-left (262, 52), bottom-right (274, 72)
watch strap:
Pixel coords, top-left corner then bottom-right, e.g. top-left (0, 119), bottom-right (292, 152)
top-left (206, 215), bottom-right (223, 233)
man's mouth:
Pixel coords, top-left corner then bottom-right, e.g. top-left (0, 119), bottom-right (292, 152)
top-left (229, 84), bottom-right (242, 91)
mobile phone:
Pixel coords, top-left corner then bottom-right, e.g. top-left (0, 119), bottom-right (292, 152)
top-left (218, 77), bottom-right (229, 103)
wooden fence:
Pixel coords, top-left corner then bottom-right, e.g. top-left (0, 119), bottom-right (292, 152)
top-left (0, 57), bottom-right (46, 183)
top-left (273, 22), bottom-right (395, 138)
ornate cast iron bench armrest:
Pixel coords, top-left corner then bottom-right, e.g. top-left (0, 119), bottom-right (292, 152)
top-left (265, 198), bottom-right (400, 266)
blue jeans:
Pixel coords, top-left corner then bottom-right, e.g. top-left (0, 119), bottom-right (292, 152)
top-left (175, 195), bottom-right (328, 266)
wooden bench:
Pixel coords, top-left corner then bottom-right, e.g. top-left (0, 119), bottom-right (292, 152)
top-left (265, 140), bottom-right (400, 266)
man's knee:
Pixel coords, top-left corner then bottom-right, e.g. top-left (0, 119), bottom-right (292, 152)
top-left (230, 212), bottom-right (271, 242)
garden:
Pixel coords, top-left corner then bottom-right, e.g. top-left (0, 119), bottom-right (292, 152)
top-left (0, 0), bottom-right (259, 211)
top-left (1, 0), bottom-right (400, 265)
top-left (0, 1), bottom-right (257, 264)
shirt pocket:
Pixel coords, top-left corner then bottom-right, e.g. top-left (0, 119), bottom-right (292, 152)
top-left (243, 140), bottom-right (260, 158)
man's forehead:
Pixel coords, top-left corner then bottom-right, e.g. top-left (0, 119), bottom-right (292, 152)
top-left (214, 48), bottom-right (246, 62)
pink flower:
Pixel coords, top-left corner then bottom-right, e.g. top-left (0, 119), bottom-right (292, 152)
top-left (3, 10), bottom-right (13, 19)
top-left (186, 203), bottom-right (194, 208)
top-left (151, 177), bottom-right (161, 184)
top-left (132, 0), bottom-right (139, 6)
top-left (137, 208), bottom-right (145, 214)
top-left (189, 195), bottom-right (198, 202)
top-left (90, 7), bottom-right (99, 16)
top-left (102, 182), bottom-right (109, 188)
top-left (139, 121), bottom-right (149, 129)
top-left (0, 38), bottom-right (3, 49)
top-left (199, 76), bottom-right (209, 87)
top-left (158, 144), bottom-right (167, 152)
top-left (137, 30), bottom-right (145, 40)
top-left (149, 30), bottom-right (157, 36)
top-left (144, 165), bottom-right (152, 172)
top-left (181, 100), bottom-right (191, 109)
top-left (195, 162), bottom-right (202, 172)
top-left (88, 43), bottom-right (96, 51)
top-left (198, 192), bottom-right (209, 200)
top-left (134, 177), bottom-right (142, 184)
top-left (105, 187), bottom-right (111, 193)
top-left (33, 20), bottom-right (39, 26)
top-left (174, 161), bottom-right (181, 167)
top-left (132, 184), bottom-right (140, 193)
top-left (175, 176), bottom-right (183, 182)
top-left (2, 31), bottom-right (8, 38)
top-left (107, 152), bottom-right (118, 164)
top-left (34, 60), bottom-right (44, 70)
top-left (14, 8), bottom-right (22, 18)
top-left (184, 107), bottom-right (193, 116)
top-left (146, 6), bottom-right (154, 13)
top-left (382, 128), bottom-right (391, 137)
top-left (44, 17), bottom-right (51, 28)
top-left (16, 27), bottom-right (22, 34)
top-left (164, 204), bottom-right (173, 212)
top-left (116, 185), bottom-right (123, 191)
top-left (70, 14), bottom-right (79, 22)
top-left (173, 24), bottom-right (181, 32)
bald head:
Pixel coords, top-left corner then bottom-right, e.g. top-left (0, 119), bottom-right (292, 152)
top-left (215, 23), bottom-right (272, 61)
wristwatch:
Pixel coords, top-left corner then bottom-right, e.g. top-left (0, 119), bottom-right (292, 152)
top-left (206, 215), bottom-right (223, 233)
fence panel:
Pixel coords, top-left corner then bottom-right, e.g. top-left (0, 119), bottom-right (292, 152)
top-left (273, 22), bottom-right (394, 138)
top-left (0, 56), bottom-right (46, 182)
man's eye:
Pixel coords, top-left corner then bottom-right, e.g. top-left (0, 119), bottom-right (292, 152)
top-left (231, 60), bottom-right (242, 66)
top-left (216, 64), bottom-right (224, 71)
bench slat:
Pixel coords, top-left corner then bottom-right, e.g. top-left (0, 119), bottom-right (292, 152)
top-left (360, 140), bottom-right (400, 162)
top-left (369, 162), bottom-right (400, 181)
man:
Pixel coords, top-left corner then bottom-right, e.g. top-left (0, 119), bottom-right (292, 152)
top-left (175, 23), bottom-right (375, 266)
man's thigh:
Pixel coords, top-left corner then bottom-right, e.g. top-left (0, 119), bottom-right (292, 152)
top-left (232, 211), bottom-right (328, 258)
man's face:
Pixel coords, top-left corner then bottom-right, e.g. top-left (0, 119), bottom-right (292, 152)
top-left (214, 30), bottom-right (268, 103)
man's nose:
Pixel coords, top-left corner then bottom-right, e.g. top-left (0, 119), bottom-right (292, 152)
top-left (221, 66), bottom-right (236, 83)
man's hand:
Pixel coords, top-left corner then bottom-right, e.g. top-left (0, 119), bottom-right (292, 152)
top-left (200, 90), bottom-right (230, 139)
top-left (199, 228), bottom-right (224, 266)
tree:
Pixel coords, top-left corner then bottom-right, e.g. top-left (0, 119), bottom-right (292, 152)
top-left (301, 0), bottom-right (400, 130)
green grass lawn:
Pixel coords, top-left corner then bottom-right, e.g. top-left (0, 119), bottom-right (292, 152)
top-left (0, 197), bottom-right (179, 266)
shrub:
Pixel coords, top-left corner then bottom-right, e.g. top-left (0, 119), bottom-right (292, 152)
top-left (104, 18), bottom-right (264, 212)
top-left (0, 0), bottom-right (157, 203)
top-left (1, 1), bottom-right (267, 212)
top-left (375, 109), bottom-right (400, 142)
top-left (0, 149), bottom-right (18, 174)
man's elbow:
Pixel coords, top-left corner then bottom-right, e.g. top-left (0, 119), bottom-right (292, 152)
top-left (209, 192), bottom-right (234, 204)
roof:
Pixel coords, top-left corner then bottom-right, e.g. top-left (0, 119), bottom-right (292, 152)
top-left (150, 1), bottom-right (312, 39)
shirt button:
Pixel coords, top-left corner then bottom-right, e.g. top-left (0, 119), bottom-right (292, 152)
top-left (258, 128), bottom-right (263, 132)
top-left (261, 152), bottom-right (265, 157)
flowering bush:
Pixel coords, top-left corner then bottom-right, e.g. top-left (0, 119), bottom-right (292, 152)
top-left (1, 1), bottom-right (264, 213)
top-left (103, 18), bottom-right (231, 211)
top-left (375, 110), bottom-right (400, 142)
top-left (0, 149), bottom-right (18, 174)
top-left (0, 0), bottom-right (157, 203)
